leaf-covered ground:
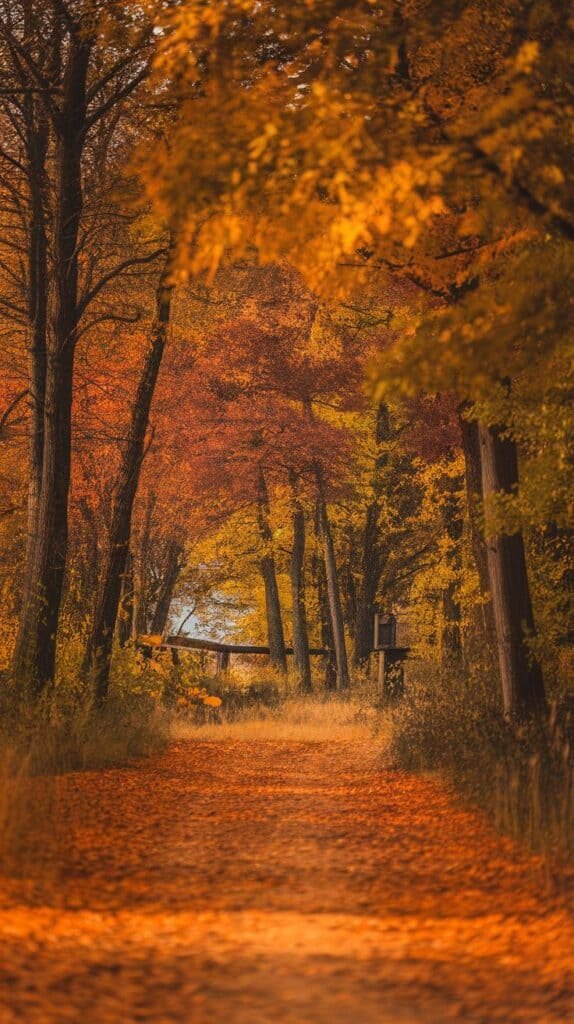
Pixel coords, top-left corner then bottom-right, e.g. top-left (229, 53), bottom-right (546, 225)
top-left (0, 734), bottom-right (573, 1023)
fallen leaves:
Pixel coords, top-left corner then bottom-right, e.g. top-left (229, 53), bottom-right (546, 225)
top-left (0, 736), bottom-right (572, 1023)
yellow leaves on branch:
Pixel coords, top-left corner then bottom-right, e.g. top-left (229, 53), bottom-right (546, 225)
top-left (141, 13), bottom-right (449, 293)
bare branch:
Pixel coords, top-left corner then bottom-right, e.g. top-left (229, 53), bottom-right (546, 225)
top-left (78, 247), bottom-right (167, 315)
top-left (85, 35), bottom-right (152, 106)
top-left (0, 388), bottom-right (27, 435)
top-left (85, 63), bottom-right (150, 131)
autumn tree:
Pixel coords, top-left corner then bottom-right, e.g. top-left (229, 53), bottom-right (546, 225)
top-left (83, 249), bottom-right (174, 703)
top-left (0, 0), bottom-right (165, 697)
top-left (143, 0), bottom-right (574, 716)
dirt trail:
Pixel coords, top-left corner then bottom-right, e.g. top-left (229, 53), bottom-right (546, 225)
top-left (0, 735), bottom-right (573, 1023)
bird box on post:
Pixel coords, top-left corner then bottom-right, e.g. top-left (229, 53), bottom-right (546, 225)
top-left (373, 612), bottom-right (397, 650)
top-left (373, 613), bottom-right (410, 702)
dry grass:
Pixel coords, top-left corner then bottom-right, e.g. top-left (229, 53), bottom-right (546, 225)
top-left (389, 664), bottom-right (574, 861)
top-left (0, 747), bottom-right (60, 878)
top-left (171, 694), bottom-right (387, 747)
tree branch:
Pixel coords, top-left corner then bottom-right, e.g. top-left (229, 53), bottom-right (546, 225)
top-left (0, 389), bottom-right (27, 435)
top-left (78, 248), bottom-right (167, 315)
top-left (85, 62), bottom-right (150, 130)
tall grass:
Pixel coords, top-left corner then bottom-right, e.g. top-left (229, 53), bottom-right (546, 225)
top-left (173, 689), bottom-right (383, 744)
top-left (0, 661), bottom-right (171, 873)
top-left (389, 664), bottom-right (574, 860)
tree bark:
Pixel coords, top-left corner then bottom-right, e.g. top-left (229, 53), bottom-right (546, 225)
top-left (256, 466), bottom-right (287, 673)
top-left (354, 502), bottom-right (380, 667)
top-left (314, 469), bottom-right (350, 691)
top-left (353, 402), bottom-right (391, 667)
top-left (441, 583), bottom-right (462, 663)
top-left (85, 254), bottom-right (174, 702)
top-left (23, 94), bottom-right (49, 590)
top-left (289, 476), bottom-right (312, 692)
top-left (117, 550), bottom-right (135, 648)
top-left (459, 413), bottom-right (498, 662)
top-left (133, 491), bottom-right (155, 638)
top-left (149, 538), bottom-right (183, 636)
top-left (478, 419), bottom-right (546, 718)
top-left (461, 416), bottom-right (492, 601)
top-left (12, 37), bottom-right (91, 696)
top-left (440, 471), bottom-right (464, 666)
top-left (312, 546), bottom-right (337, 690)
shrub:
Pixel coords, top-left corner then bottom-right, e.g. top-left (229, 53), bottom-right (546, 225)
top-left (389, 666), bottom-right (574, 859)
top-left (181, 677), bottom-right (283, 724)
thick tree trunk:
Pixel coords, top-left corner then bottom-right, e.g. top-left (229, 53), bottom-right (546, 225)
top-left (478, 419), bottom-right (546, 718)
top-left (149, 539), bottom-right (183, 636)
top-left (13, 347), bottom-right (76, 695)
top-left (12, 40), bottom-right (91, 696)
top-left (9, 0), bottom-right (50, 629)
top-left (256, 466), bottom-right (287, 673)
top-left (85, 256), bottom-right (173, 702)
top-left (289, 477), bottom-right (312, 692)
top-left (461, 417), bottom-right (493, 603)
top-left (314, 470), bottom-right (350, 691)
top-left (460, 414), bottom-right (498, 663)
top-left (24, 110), bottom-right (49, 584)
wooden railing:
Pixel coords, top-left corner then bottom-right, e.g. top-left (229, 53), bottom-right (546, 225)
top-left (163, 635), bottom-right (329, 656)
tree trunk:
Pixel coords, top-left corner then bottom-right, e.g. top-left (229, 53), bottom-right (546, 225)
top-left (149, 539), bottom-right (183, 636)
top-left (76, 497), bottom-right (100, 635)
top-left (7, 0), bottom-right (50, 636)
top-left (117, 551), bottom-right (135, 648)
top-left (133, 491), bottom-right (155, 638)
top-left (289, 476), bottom-right (312, 692)
top-left (12, 39), bottom-right (91, 696)
top-left (353, 402), bottom-right (391, 667)
top-left (341, 524), bottom-right (357, 629)
top-left (440, 471), bottom-right (464, 666)
top-left (461, 417), bottom-right (494, 605)
top-left (314, 470), bottom-right (350, 691)
top-left (460, 413), bottom-right (498, 666)
top-left (312, 546), bottom-right (337, 690)
top-left (85, 255), bottom-right (174, 702)
top-left (256, 466), bottom-right (287, 673)
top-left (24, 102), bottom-right (49, 592)
top-left (478, 419), bottom-right (546, 718)
top-left (441, 583), bottom-right (462, 663)
top-left (353, 503), bottom-right (380, 667)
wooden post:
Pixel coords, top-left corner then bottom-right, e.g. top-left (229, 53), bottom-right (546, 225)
top-left (215, 650), bottom-right (231, 675)
top-left (378, 649), bottom-right (385, 699)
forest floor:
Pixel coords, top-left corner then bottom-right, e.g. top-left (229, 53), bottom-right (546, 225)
top-left (0, 707), bottom-right (573, 1023)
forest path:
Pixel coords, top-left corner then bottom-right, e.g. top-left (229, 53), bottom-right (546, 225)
top-left (0, 733), bottom-right (573, 1023)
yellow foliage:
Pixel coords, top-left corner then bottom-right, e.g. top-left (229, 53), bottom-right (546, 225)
top-left (203, 695), bottom-right (222, 708)
top-left (139, 634), bottom-right (164, 647)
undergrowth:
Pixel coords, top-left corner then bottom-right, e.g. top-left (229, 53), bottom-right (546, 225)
top-left (389, 666), bottom-right (574, 861)
top-left (0, 661), bottom-right (171, 778)
top-left (173, 689), bottom-right (381, 743)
